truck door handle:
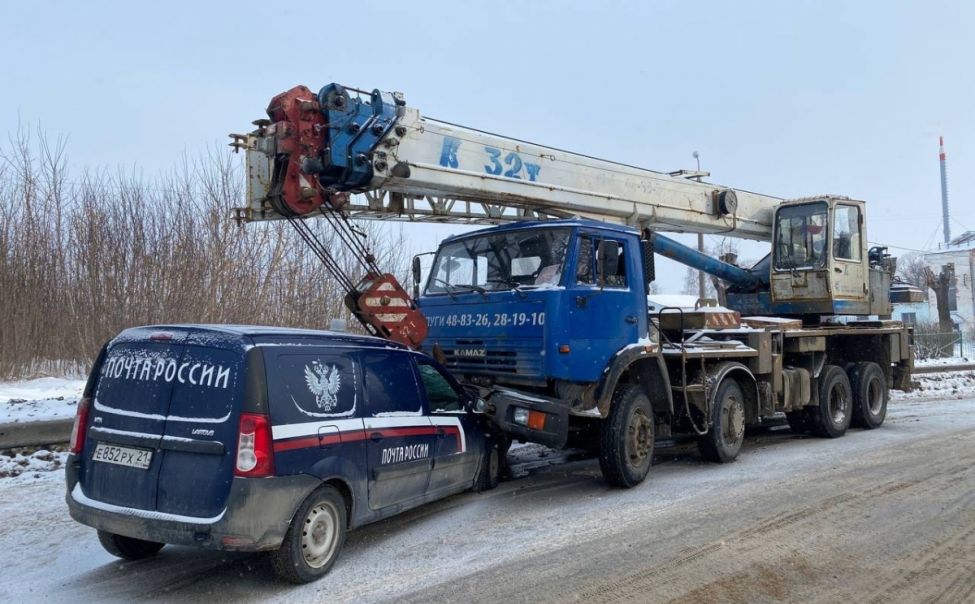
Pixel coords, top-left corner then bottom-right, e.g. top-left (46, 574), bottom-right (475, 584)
top-left (834, 267), bottom-right (843, 273)
top-left (625, 315), bottom-right (638, 324)
top-left (369, 432), bottom-right (384, 442)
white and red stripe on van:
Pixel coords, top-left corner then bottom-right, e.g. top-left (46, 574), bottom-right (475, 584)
top-left (271, 417), bottom-right (466, 454)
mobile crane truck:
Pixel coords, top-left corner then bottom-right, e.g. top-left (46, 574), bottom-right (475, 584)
top-left (230, 83), bottom-right (913, 488)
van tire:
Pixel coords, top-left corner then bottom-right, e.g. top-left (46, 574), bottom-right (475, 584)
top-left (97, 531), bottom-right (164, 560)
top-left (809, 365), bottom-right (853, 438)
top-left (474, 445), bottom-right (500, 492)
top-left (270, 486), bottom-right (347, 584)
top-left (849, 362), bottom-right (888, 429)
top-left (697, 379), bottom-right (745, 463)
top-left (598, 384), bottom-right (654, 488)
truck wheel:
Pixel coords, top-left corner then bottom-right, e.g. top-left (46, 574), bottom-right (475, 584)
top-left (785, 410), bottom-right (809, 434)
top-left (474, 445), bottom-right (500, 492)
top-left (599, 384), bottom-right (654, 488)
top-left (809, 365), bottom-right (852, 438)
top-left (697, 379), bottom-right (745, 463)
top-left (97, 531), bottom-right (164, 560)
top-left (270, 485), bottom-right (347, 584)
top-left (849, 362), bottom-right (887, 429)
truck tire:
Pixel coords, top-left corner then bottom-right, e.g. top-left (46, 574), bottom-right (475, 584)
top-left (270, 485), bottom-right (347, 584)
top-left (473, 445), bottom-right (500, 492)
top-left (598, 384), bottom-right (654, 488)
top-left (849, 362), bottom-right (887, 429)
top-left (97, 531), bottom-right (164, 560)
top-left (697, 379), bottom-right (746, 463)
top-left (809, 365), bottom-right (852, 438)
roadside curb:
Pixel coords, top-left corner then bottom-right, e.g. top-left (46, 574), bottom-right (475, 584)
top-left (0, 419), bottom-right (73, 449)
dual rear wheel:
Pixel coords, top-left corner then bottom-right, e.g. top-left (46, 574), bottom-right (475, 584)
top-left (788, 362), bottom-right (887, 437)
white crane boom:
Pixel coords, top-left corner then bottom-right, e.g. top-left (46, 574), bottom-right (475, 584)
top-left (231, 84), bottom-right (781, 240)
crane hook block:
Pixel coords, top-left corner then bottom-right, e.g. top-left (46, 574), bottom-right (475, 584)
top-left (347, 273), bottom-right (429, 349)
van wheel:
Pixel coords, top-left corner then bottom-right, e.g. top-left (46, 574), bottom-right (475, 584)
top-left (850, 362), bottom-right (888, 429)
top-left (474, 445), bottom-right (500, 492)
top-left (698, 379), bottom-right (745, 463)
top-left (809, 365), bottom-right (853, 438)
top-left (270, 486), bottom-right (347, 584)
top-left (599, 384), bottom-right (654, 488)
top-left (97, 531), bottom-right (164, 560)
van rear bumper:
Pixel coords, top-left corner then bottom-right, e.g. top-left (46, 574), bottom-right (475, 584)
top-left (65, 455), bottom-right (321, 552)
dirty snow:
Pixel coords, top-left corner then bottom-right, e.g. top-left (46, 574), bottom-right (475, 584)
top-left (914, 356), bottom-right (971, 367)
top-left (0, 377), bottom-right (85, 423)
top-left (893, 370), bottom-right (975, 401)
top-left (0, 448), bottom-right (68, 481)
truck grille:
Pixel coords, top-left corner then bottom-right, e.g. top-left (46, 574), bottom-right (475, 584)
top-left (438, 338), bottom-right (543, 378)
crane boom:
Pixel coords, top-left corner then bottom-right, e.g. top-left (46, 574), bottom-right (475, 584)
top-left (232, 84), bottom-right (782, 240)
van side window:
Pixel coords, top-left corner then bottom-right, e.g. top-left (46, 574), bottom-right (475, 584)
top-left (271, 353), bottom-right (358, 420)
top-left (361, 351), bottom-right (423, 416)
top-left (416, 360), bottom-right (462, 412)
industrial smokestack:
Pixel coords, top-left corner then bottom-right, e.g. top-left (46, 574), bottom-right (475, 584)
top-left (940, 135), bottom-right (951, 246)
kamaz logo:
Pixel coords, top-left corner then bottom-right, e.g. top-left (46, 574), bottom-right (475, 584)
top-left (456, 348), bottom-right (487, 358)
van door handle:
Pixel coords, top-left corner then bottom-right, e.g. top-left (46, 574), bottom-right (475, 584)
top-left (369, 432), bottom-right (384, 442)
top-left (625, 315), bottom-right (638, 324)
top-left (436, 428), bottom-right (446, 439)
top-left (834, 267), bottom-right (843, 273)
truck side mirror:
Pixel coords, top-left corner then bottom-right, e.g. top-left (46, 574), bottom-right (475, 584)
top-left (411, 255), bottom-right (422, 298)
top-left (597, 240), bottom-right (620, 287)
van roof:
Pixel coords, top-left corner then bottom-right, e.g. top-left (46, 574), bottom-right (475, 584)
top-left (115, 324), bottom-right (408, 350)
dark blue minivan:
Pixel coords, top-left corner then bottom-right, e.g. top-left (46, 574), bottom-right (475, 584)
top-left (66, 325), bottom-right (500, 583)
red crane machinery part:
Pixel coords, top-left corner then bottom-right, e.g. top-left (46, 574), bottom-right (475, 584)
top-left (265, 86), bottom-right (329, 216)
top-left (350, 273), bottom-right (429, 349)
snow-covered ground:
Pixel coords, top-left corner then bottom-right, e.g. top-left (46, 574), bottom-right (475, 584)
top-left (0, 377), bottom-right (85, 423)
top-left (0, 448), bottom-right (68, 480)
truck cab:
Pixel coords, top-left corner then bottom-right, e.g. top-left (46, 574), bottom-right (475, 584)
top-left (416, 219), bottom-right (654, 421)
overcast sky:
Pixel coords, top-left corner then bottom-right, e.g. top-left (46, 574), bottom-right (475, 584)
top-left (3, 0), bottom-right (973, 291)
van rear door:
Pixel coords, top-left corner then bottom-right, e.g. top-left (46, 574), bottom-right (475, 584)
top-left (81, 327), bottom-right (248, 518)
top-left (156, 330), bottom-right (248, 518)
top-left (82, 330), bottom-right (187, 511)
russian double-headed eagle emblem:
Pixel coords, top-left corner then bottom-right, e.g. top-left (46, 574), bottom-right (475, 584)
top-left (304, 362), bottom-right (342, 411)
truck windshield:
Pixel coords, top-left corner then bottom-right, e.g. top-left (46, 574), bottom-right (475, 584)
top-left (774, 202), bottom-right (828, 270)
top-left (425, 228), bottom-right (570, 294)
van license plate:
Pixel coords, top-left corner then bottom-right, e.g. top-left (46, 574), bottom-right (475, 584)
top-left (92, 443), bottom-right (153, 469)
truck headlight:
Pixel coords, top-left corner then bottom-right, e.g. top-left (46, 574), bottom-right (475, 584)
top-left (513, 407), bottom-right (529, 426)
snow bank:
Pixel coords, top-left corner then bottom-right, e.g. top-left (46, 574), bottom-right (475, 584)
top-left (892, 371), bottom-right (975, 401)
top-left (915, 356), bottom-right (971, 367)
top-left (0, 377), bottom-right (85, 423)
top-left (0, 449), bottom-right (67, 482)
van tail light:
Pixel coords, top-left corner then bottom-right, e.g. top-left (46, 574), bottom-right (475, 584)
top-left (235, 413), bottom-right (275, 478)
top-left (69, 396), bottom-right (92, 455)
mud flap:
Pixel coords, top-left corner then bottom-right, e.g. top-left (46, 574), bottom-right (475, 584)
top-left (486, 390), bottom-right (569, 449)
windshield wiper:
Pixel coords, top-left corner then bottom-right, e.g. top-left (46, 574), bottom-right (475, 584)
top-left (487, 278), bottom-right (528, 298)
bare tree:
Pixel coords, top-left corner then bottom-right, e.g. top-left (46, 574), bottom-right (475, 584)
top-left (0, 128), bottom-right (410, 379)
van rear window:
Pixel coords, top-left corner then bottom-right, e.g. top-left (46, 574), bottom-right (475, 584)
top-left (267, 352), bottom-right (359, 422)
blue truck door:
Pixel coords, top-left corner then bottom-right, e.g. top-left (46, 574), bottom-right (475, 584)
top-left (415, 358), bottom-right (475, 494)
top-left (360, 350), bottom-right (437, 510)
top-left (567, 234), bottom-right (640, 379)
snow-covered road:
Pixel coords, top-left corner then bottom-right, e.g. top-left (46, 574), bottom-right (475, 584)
top-left (1, 396), bottom-right (973, 603)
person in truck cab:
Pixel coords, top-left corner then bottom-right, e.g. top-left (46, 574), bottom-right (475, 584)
top-left (66, 325), bottom-right (501, 583)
